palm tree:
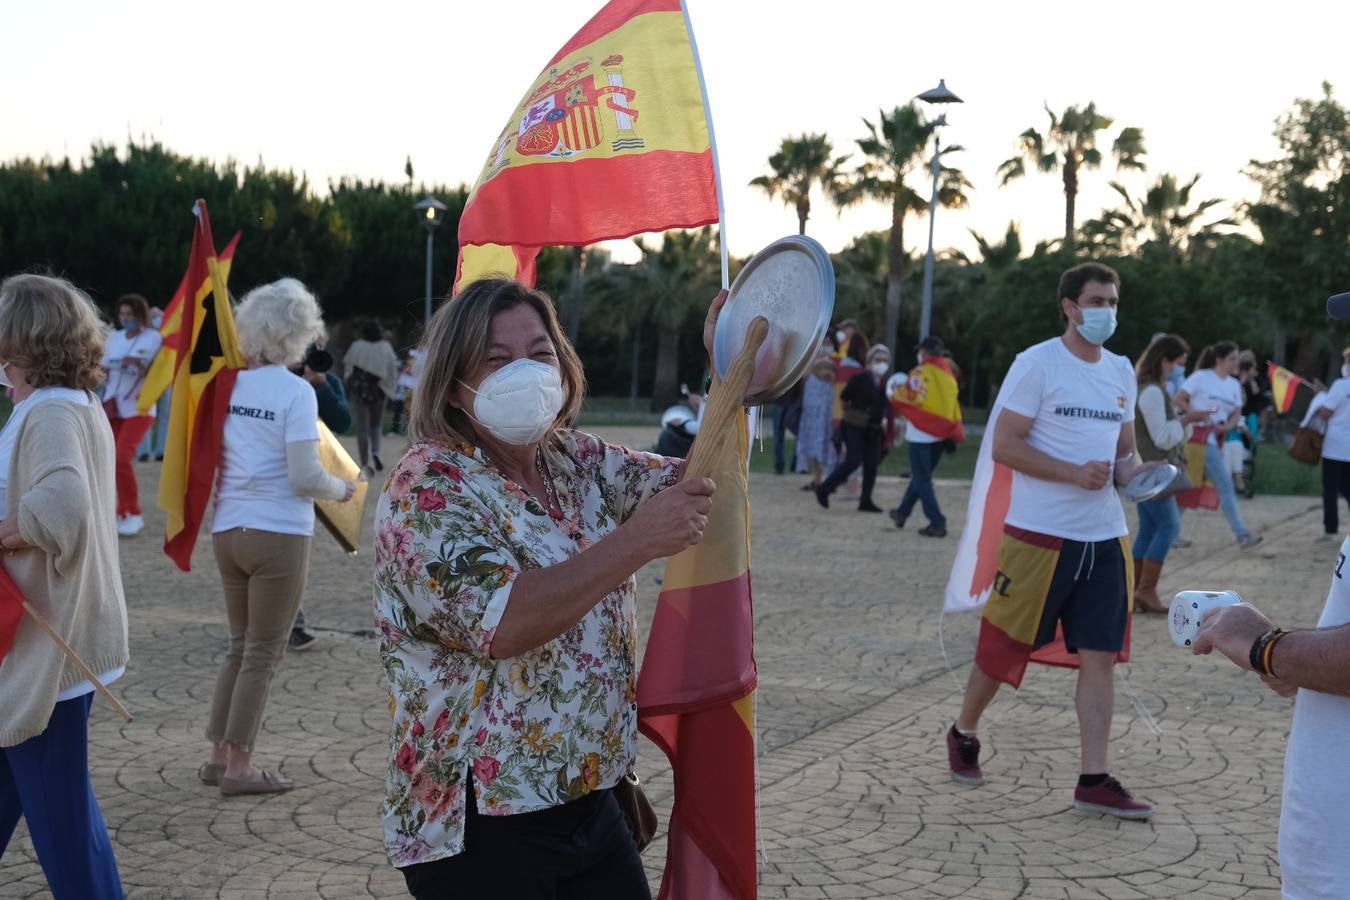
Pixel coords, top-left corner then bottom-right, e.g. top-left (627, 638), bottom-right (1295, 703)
top-left (749, 133), bottom-right (849, 235)
top-left (964, 221), bottom-right (1023, 270)
top-left (836, 104), bottom-right (971, 352)
top-left (995, 102), bottom-right (1146, 248)
top-left (1080, 173), bottom-right (1235, 256)
top-left (632, 227), bottom-right (721, 409)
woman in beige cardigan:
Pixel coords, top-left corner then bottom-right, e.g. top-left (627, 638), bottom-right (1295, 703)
top-left (0, 274), bottom-right (128, 899)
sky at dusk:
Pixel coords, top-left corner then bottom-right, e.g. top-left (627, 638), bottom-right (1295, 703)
top-left (2, 0), bottom-right (1345, 262)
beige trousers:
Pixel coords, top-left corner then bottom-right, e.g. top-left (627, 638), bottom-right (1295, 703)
top-left (206, 528), bottom-right (312, 752)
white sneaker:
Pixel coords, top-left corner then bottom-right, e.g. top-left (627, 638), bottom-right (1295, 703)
top-left (117, 514), bottom-right (144, 537)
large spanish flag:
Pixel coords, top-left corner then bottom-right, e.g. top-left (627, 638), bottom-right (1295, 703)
top-left (137, 232), bottom-right (239, 414)
top-left (158, 201), bottom-right (246, 571)
top-left (454, 0), bottom-right (719, 290)
top-left (638, 413), bottom-right (757, 900)
top-left (890, 358), bottom-right (965, 442)
top-left (1269, 362), bottom-right (1306, 414)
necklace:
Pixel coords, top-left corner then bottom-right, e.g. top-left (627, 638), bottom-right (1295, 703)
top-left (535, 450), bottom-right (563, 519)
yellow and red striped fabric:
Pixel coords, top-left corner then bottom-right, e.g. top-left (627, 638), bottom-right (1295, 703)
top-left (831, 357), bottom-right (862, 428)
top-left (1269, 363), bottom-right (1305, 414)
top-left (158, 202), bottom-right (246, 571)
top-left (1174, 427), bottom-right (1219, 511)
top-left (890, 358), bottom-right (965, 442)
top-left (138, 232), bottom-right (238, 414)
top-left (976, 526), bottom-right (1133, 688)
top-left (638, 414), bottom-right (757, 900)
top-left (455, 0), bottom-right (718, 291)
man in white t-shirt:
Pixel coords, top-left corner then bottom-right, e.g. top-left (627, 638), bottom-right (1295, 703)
top-left (946, 262), bottom-right (1164, 819)
top-left (1191, 289), bottom-right (1350, 899)
top-left (1314, 349), bottom-right (1350, 539)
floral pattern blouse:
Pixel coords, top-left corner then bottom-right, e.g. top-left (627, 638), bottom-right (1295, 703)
top-left (373, 430), bottom-right (680, 867)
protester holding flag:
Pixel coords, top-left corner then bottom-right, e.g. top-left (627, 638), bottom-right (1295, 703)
top-left (0, 274), bottom-right (128, 899)
top-left (200, 279), bottom-right (356, 797)
top-left (945, 262), bottom-right (1160, 819)
top-left (888, 335), bottom-right (963, 537)
top-left (374, 278), bottom-right (721, 898)
top-left (1176, 342), bottom-right (1262, 548)
top-left (1312, 348), bottom-right (1350, 538)
top-left (101, 293), bottom-right (163, 537)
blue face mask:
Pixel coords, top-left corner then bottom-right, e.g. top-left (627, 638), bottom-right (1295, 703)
top-left (1074, 306), bottom-right (1117, 345)
top-left (121, 317), bottom-right (140, 333)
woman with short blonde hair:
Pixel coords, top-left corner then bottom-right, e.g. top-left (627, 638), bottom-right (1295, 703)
top-left (376, 278), bottom-right (723, 898)
top-left (0, 273), bottom-right (128, 899)
top-left (200, 277), bottom-right (356, 797)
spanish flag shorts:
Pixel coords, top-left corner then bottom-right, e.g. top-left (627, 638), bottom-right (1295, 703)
top-left (976, 525), bottom-right (1134, 688)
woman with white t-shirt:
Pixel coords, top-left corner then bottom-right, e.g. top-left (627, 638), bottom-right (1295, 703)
top-left (101, 293), bottom-right (163, 537)
top-left (200, 278), bottom-right (357, 797)
top-left (1176, 341), bottom-right (1261, 548)
top-left (0, 274), bottom-right (128, 899)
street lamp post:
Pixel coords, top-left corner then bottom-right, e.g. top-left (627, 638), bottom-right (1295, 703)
top-left (414, 196), bottom-right (448, 324)
top-left (915, 79), bottom-right (963, 342)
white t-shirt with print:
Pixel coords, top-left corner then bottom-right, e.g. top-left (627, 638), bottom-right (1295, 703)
top-left (213, 366), bottom-right (321, 536)
top-left (1179, 368), bottom-right (1242, 447)
top-left (1279, 536), bottom-right (1350, 898)
top-left (101, 328), bottom-right (163, 419)
top-left (1318, 377), bottom-right (1350, 462)
top-left (999, 338), bottom-right (1136, 542)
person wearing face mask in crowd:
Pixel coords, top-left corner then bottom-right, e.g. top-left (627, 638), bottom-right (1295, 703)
top-left (1175, 341), bottom-right (1262, 549)
top-left (198, 279), bottom-right (358, 797)
top-left (1312, 348), bottom-right (1350, 540)
top-left (794, 342), bottom-right (839, 490)
top-left (815, 344), bottom-right (892, 513)
top-left (373, 278), bottom-right (720, 898)
top-left (888, 335), bottom-right (960, 538)
top-left (945, 262), bottom-right (1164, 820)
top-left (100, 293), bottom-right (163, 537)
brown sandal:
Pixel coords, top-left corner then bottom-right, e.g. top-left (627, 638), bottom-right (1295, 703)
top-left (220, 769), bottom-right (294, 797)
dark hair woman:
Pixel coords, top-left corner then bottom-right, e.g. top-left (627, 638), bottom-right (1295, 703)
top-left (1131, 335), bottom-right (1211, 611)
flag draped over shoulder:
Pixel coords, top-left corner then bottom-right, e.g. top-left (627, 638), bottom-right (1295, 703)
top-left (1269, 362), bottom-right (1306, 414)
top-left (137, 233), bottom-right (239, 414)
top-left (638, 414), bottom-right (757, 900)
top-left (943, 369), bottom-right (1130, 673)
top-left (454, 0), bottom-right (719, 291)
top-left (890, 358), bottom-right (965, 442)
top-left (159, 201), bottom-right (245, 571)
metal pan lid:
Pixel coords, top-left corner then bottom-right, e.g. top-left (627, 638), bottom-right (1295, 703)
top-left (712, 235), bottom-right (836, 406)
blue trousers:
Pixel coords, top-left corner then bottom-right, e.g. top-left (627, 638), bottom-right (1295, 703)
top-left (771, 404), bottom-right (789, 474)
top-left (0, 695), bottom-right (124, 900)
top-left (895, 440), bottom-right (946, 528)
top-left (1204, 443), bottom-right (1251, 539)
top-left (1134, 495), bottom-right (1181, 562)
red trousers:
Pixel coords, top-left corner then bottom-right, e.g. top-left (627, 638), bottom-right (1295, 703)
top-left (107, 414), bottom-right (153, 517)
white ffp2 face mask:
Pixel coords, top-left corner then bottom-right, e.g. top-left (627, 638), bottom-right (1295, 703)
top-left (461, 359), bottom-right (565, 445)
top-left (870, 362), bottom-right (890, 377)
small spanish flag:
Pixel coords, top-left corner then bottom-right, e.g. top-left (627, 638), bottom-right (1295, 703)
top-left (890, 357), bottom-right (965, 442)
top-left (137, 232), bottom-right (239, 414)
top-left (1269, 363), bottom-right (1306, 414)
top-left (158, 201), bottom-right (246, 571)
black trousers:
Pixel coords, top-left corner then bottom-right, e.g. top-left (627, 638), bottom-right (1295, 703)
top-left (401, 784), bottom-right (650, 900)
top-left (818, 423), bottom-right (882, 506)
top-left (1323, 457), bottom-right (1350, 534)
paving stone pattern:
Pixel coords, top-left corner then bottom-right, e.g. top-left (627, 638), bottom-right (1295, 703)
top-left (1, 429), bottom-right (1328, 899)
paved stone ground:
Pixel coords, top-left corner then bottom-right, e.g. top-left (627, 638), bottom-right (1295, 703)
top-left (1, 426), bottom-right (1331, 899)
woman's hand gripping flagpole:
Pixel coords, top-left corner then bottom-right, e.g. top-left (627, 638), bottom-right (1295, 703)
top-left (683, 309), bottom-right (769, 483)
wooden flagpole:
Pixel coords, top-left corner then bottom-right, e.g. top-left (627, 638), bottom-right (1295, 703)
top-left (22, 602), bottom-right (133, 722)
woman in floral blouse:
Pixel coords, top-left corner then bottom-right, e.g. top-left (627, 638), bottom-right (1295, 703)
top-left (375, 278), bottom-right (723, 899)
